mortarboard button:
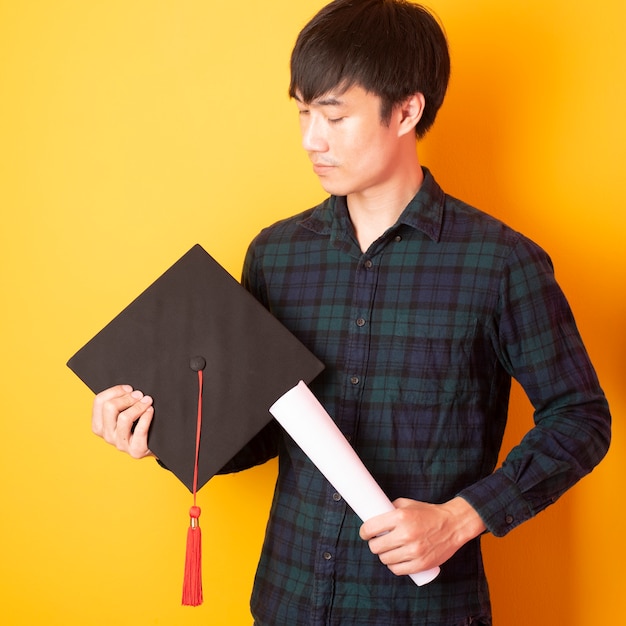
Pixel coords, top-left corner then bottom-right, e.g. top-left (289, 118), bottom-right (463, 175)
top-left (189, 356), bottom-right (206, 372)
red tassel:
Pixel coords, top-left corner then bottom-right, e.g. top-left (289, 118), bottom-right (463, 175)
top-left (182, 366), bottom-right (204, 606)
top-left (182, 505), bottom-right (203, 606)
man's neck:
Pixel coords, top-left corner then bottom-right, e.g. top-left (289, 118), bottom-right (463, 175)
top-left (347, 164), bottom-right (424, 253)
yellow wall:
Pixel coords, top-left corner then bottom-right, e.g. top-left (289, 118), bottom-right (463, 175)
top-left (1, 1), bottom-right (623, 624)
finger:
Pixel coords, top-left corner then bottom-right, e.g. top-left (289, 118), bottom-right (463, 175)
top-left (113, 394), bottom-right (153, 451)
top-left (98, 390), bottom-right (150, 444)
top-left (92, 384), bottom-right (133, 436)
top-left (98, 391), bottom-right (141, 442)
top-left (392, 497), bottom-right (414, 509)
top-left (127, 405), bottom-right (155, 459)
top-left (366, 527), bottom-right (404, 556)
top-left (359, 511), bottom-right (395, 541)
top-left (371, 535), bottom-right (428, 573)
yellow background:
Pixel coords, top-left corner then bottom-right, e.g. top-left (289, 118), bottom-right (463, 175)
top-left (1, 1), bottom-right (624, 624)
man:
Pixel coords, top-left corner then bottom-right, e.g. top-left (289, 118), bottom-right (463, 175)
top-left (92, 1), bottom-right (611, 624)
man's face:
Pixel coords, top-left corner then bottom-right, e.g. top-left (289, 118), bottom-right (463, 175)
top-left (295, 84), bottom-right (407, 199)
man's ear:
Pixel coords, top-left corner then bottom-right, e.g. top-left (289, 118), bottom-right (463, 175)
top-left (397, 92), bottom-right (425, 137)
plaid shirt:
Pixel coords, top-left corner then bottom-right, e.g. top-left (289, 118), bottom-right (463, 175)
top-left (231, 169), bottom-right (610, 625)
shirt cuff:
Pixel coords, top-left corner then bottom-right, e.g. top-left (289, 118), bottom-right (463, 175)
top-left (457, 471), bottom-right (535, 537)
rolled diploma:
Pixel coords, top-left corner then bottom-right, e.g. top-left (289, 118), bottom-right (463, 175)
top-left (269, 380), bottom-right (440, 587)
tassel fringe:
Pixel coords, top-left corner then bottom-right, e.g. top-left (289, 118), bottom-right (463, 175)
top-left (182, 505), bottom-right (203, 606)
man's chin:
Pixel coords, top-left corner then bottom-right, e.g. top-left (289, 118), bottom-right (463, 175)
top-left (315, 177), bottom-right (348, 197)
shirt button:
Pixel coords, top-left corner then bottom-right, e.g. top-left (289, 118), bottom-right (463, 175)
top-left (350, 376), bottom-right (360, 385)
top-left (332, 492), bottom-right (342, 502)
top-left (323, 551), bottom-right (333, 561)
top-left (356, 317), bottom-right (366, 327)
top-left (505, 514), bottom-right (514, 525)
top-left (364, 259), bottom-right (373, 269)
top-left (394, 235), bottom-right (402, 242)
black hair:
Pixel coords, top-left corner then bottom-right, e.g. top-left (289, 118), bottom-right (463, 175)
top-left (289, 0), bottom-right (450, 138)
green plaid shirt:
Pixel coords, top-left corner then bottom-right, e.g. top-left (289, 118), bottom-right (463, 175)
top-left (233, 169), bottom-right (610, 625)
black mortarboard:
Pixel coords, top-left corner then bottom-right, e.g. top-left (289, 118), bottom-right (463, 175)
top-left (67, 243), bottom-right (324, 606)
top-left (67, 244), bottom-right (325, 493)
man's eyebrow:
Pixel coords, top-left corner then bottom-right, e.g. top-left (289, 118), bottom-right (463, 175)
top-left (315, 96), bottom-right (344, 107)
top-left (294, 94), bottom-right (345, 107)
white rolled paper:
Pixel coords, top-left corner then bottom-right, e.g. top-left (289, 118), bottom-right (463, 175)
top-left (269, 380), bottom-right (440, 587)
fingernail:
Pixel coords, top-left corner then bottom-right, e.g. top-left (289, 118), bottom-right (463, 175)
top-left (131, 390), bottom-right (143, 399)
top-left (141, 395), bottom-right (153, 404)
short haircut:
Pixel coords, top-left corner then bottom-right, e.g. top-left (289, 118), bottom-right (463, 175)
top-left (289, 0), bottom-right (450, 138)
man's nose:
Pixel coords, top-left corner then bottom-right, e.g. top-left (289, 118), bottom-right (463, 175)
top-left (301, 116), bottom-right (328, 153)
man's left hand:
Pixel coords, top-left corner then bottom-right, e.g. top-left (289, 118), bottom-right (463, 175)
top-left (359, 496), bottom-right (486, 576)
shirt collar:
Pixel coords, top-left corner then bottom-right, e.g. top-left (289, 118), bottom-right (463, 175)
top-left (298, 167), bottom-right (445, 243)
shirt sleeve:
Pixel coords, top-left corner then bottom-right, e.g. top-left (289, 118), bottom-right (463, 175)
top-left (458, 236), bottom-right (611, 536)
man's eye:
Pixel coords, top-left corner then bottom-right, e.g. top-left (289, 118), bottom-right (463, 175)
top-left (328, 117), bottom-right (344, 124)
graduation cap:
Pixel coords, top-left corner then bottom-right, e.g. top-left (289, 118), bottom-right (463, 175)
top-left (67, 243), bottom-right (324, 605)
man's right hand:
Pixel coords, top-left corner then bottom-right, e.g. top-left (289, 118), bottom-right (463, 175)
top-left (92, 385), bottom-right (154, 459)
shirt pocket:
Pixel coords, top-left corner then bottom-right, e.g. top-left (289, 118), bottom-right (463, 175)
top-left (384, 311), bottom-right (480, 405)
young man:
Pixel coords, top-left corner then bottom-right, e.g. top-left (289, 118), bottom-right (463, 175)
top-left (92, 1), bottom-right (611, 624)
